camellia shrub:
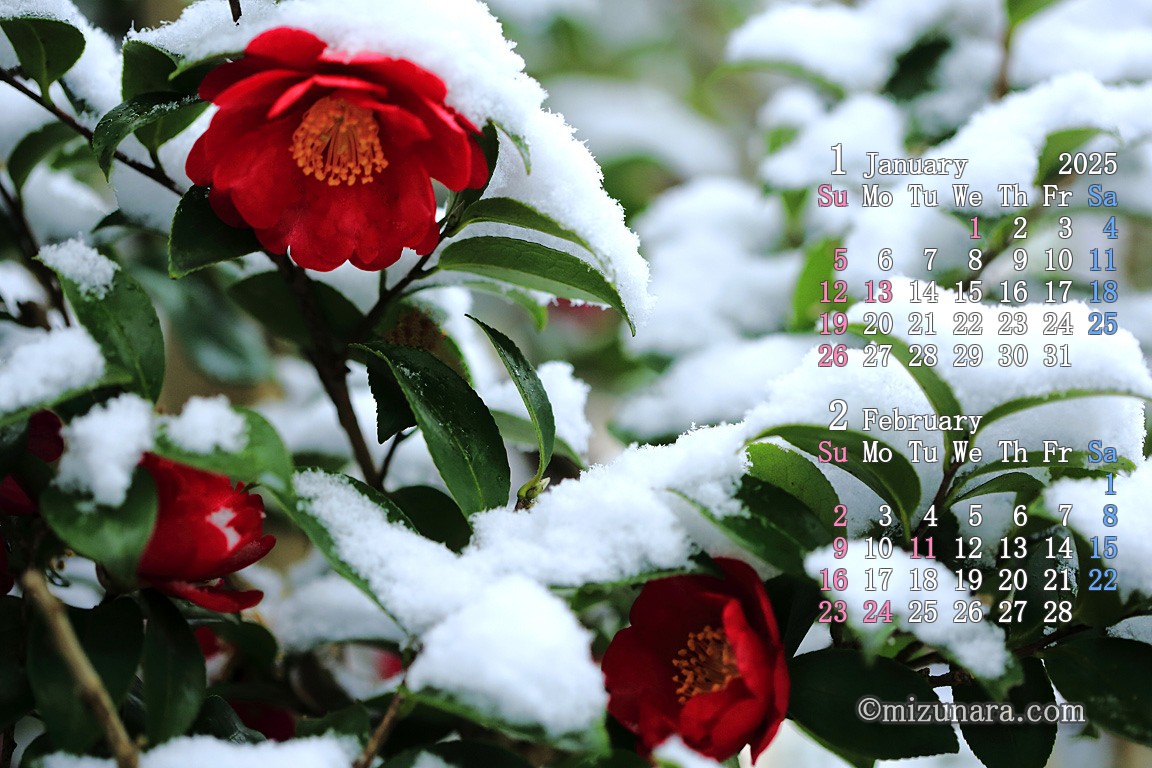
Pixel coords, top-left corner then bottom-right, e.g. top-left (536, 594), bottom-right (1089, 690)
top-left (1, 0), bottom-right (1152, 767)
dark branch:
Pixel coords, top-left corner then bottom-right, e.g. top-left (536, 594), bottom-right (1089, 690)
top-left (228, 0), bottom-right (242, 22)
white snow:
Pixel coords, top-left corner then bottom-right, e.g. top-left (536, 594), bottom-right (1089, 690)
top-left (162, 395), bottom-right (247, 454)
top-left (481, 360), bottom-right (591, 457)
top-left (727, 0), bottom-right (1003, 93)
top-left (0, 326), bottom-right (105, 415)
top-left (653, 736), bottom-right (727, 768)
top-left (615, 335), bottom-right (818, 440)
top-left (131, 0), bottom-right (652, 325)
top-left (41, 735), bottom-right (358, 768)
top-left (22, 167), bottom-right (113, 244)
top-left (628, 177), bottom-right (797, 356)
top-left (0, 262), bottom-right (46, 318)
top-left (545, 77), bottom-right (738, 178)
top-left (36, 239), bottom-right (117, 299)
top-left (1046, 460), bottom-right (1152, 600)
top-left (806, 544), bottom-right (1011, 678)
top-left (406, 575), bottom-right (607, 737)
top-left (56, 394), bottom-right (154, 507)
top-left (270, 573), bottom-right (405, 652)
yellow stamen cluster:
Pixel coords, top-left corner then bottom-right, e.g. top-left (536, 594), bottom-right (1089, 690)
top-left (291, 96), bottom-right (387, 186)
top-left (672, 625), bottom-right (739, 704)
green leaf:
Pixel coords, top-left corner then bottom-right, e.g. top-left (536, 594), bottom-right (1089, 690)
top-left (297, 704), bottom-right (371, 743)
top-left (496, 122), bottom-right (532, 174)
top-left (0, 17), bottom-right (84, 95)
top-left (169, 186), bottom-right (261, 278)
top-left (491, 411), bottom-right (583, 467)
top-left (1004, 526), bottom-right (1077, 649)
top-left (1035, 127), bottom-right (1104, 184)
top-left (7, 121), bottom-right (76, 191)
top-left (976, 389), bottom-right (1152, 438)
top-left (40, 467), bottom-right (158, 586)
top-left (153, 407), bottom-right (295, 503)
top-left (405, 688), bottom-right (608, 754)
top-left (1008, 0), bottom-right (1062, 28)
top-left (469, 315), bottom-right (555, 488)
top-left (438, 236), bottom-right (633, 334)
top-left (846, 326), bottom-right (966, 464)
top-left (949, 472), bottom-right (1044, 506)
top-left (41, 251), bottom-right (166, 402)
top-left (228, 271), bottom-right (365, 348)
top-left (141, 591), bottom-right (207, 745)
top-left (788, 649), bottom-right (958, 760)
top-left (752, 426), bottom-right (921, 538)
top-left (763, 574), bottom-right (823, 658)
top-left (953, 450), bottom-right (1134, 493)
top-left (387, 741), bottom-right (533, 768)
top-left (884, 36), bottom-right (951, 103)
top-left (134, 267), bottom-right (273, 386)
top-left (953, 657), bottom-right (1056, 768)
top-left (745, 441), bottom-right (840, 530)
top-left (354, 343), bottom-right (511, 515)
top-left (121, 40), bottom-right (180, 97)
top-left (789, 237), bottom-right (837, 331)
top-left (201, 620), bottom-right (279, 673)
top-left (191, 695), bottom-right (265, 744)
top-left (27, 597), bottom-right (144, 752)
top-left (446, 198), bottom-right (594, 254)
top-left (390, 485), bottom-right (472, 553)
top-left (457, 280), bottom-right (548, 331)
top-left (1043, 637), bottom-right (1152, 746)
top-left (0, 596), bottom-right (32, 730)
top-left (92, 92), bottom-right (204, 172)
top-left (168, 52), bottom-right (240, 94)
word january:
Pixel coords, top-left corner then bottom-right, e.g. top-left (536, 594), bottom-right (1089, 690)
top-left (864, 152), bottom-right (968, 180)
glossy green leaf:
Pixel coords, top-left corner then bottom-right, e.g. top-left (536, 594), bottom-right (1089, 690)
top-left (790, 237), bottom-right (837, 331)
top-left (27, 597), bottom-right (144, 752)
top-left (362, 354), bottom-right (416, 443)
top-left (191, 695), bottom-right (265, 744)
top-left (496, 122), bottom-right (532, 174)
top-left (1035, 127), bottom-right (1104, 184)
top-left (0, 17), bottom-right (84, 95)
top-left (949, 471), bottom-right (1044, 506)
top-left (1043, 637), bottom-right (1152, 746)
top-left (457, 280), bottom-right (548, 331)
top-left (954, 657), bottom-right (1056, 768)
top-left (438, 237), bottom-right (633, 333)
top-left (153, 407), bottom-right (295, 503)
top-left (789, 649), bottom-right (958, 760)
top-left (7, 121), bottom-right (76, 191)
top-left (297, 704), bottom-right (370, 742)
top-left (390, 485), bottom-right (471, 553)
top-left (121, 40), bottom-right (180, 97)
top-left (753, 426), bottom-right (921, 537)
top-left (354, 343), bottom-right (511, 515)
top-left (41, 251), bottom-right (166, 402)
top-left (763, 574), bottom-right (823, 658)
top-left (446, 198), bottom-right (594, 254)
top-left (1008, 0), bottom-right (1062, 27)
top-left (469, 315), bottom-right (555, 487)
top-left (141, 591), bottom-right (207, 745)
top-left (229, 270), bottom-right (364, 348)
top-left (40, 467), bottom-right (158, 585)
top-left (746, 441), bottom-right (840, 530)
top-left (93, 92), bottom-right (204, 172)
top-left (169, 186), bottom-right (261, 278)
top-left (405, 688), bottom-right (609, 754)
top-left (491, 410), bottom-right (583, 467)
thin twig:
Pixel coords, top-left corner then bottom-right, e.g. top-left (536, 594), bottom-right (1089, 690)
top-left (268, 254), bottom-right (378, 481)
top-left (19, 570), bottom-right (138, 768)
top-left (228, 0), bottom-right (243, 22)
top-left (0, 178), bottom-right (69, 326)
top-left (354, 252), bottom-right (437, 342)
top-left (1012, 623), bottom-right (1091, 658)
top-left (354, 689), bottom-right (406, 768)
top-left (374, 430), bottom-right (411, 489)
top-left (922, 667), bottom-right (973, 689)
top-left (0, 68), bottom-right (185, 197)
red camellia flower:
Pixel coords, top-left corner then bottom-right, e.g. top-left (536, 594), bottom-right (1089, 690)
top-left (601, 558), bottom-right (789, 761)
top-left (138, 454), bottom-right (275, 612)
top-left (187, 27), bottom-right (489, 271)
top-left (0, 410), bottom-right (63, 516)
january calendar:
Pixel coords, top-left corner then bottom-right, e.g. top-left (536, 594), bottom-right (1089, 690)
top-left (1, 1), bottom-right (1150, 768)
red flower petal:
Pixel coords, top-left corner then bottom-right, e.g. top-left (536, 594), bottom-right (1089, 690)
top-left (244, 27), bottom-right (327, 71)
top-left (156, 579), bottom-right (264, 613)
top-left (27, 410), bottom-right (63, 463)
top-left (0, 476), bottom-right (36, 516)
